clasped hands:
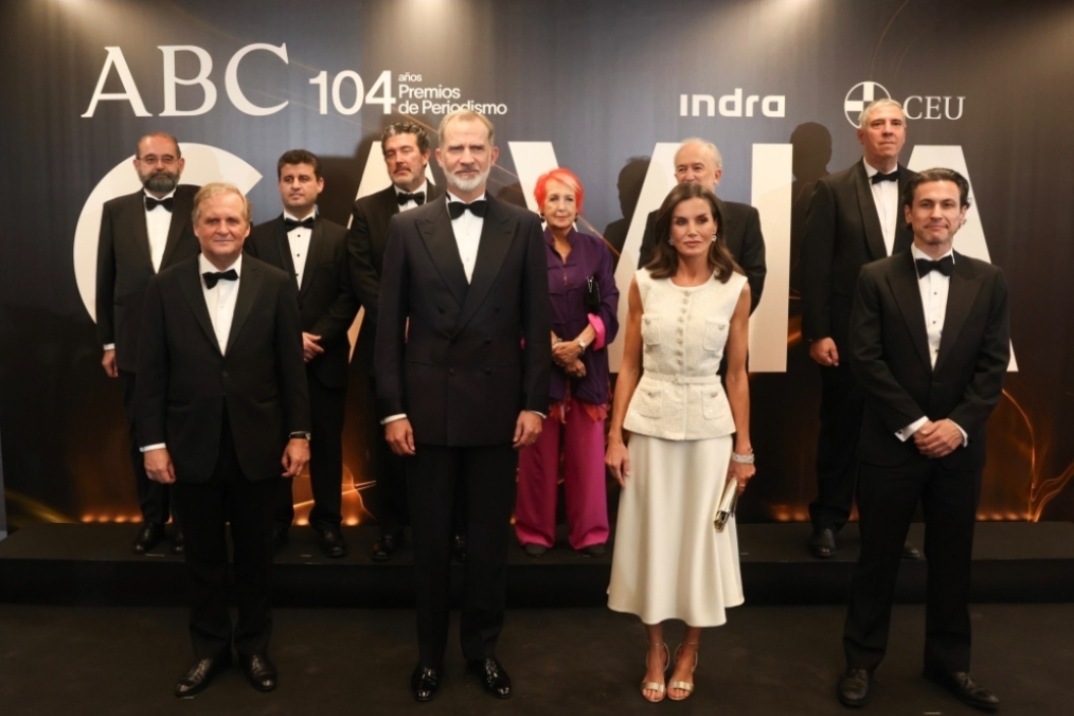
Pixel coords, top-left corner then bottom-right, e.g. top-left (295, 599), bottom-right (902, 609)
top-left (912, 418), bottom-right (963, 458)
top-left (551, 335), bottom-right (585, 377)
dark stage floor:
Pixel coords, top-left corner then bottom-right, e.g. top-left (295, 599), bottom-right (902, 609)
top-left (1, 603), bottom-right (1071, 716)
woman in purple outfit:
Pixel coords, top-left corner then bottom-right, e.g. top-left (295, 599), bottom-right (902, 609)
top-left (515, 168), bottom-right (620, 557)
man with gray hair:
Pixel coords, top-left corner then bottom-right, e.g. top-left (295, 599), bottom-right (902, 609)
top-left (96, 132), bottom-right (201, 555)
top-left (801, 99), bottom-right (920, 561)
top-left (637, 137), bottom-right (766, 312)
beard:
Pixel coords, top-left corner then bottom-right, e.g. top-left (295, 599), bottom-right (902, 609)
top-left (446, 166), bottom-right (489, 194)
top-left (143, 170), bottom-right (180, 194)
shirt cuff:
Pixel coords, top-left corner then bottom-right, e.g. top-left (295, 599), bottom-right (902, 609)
top-left (103, 343), bottom-right (116, 351)
top-left (528, 410), bottom-right (547, 420)
top-left (951, 420), bottom-right (969, 447)
top-left (895, 416), bottom-right (928, 442)
top-left (380, 413), bottom-right (407, 425)
top-left (587, 314), bottom-right (607, 350)
top-left (139, 443), bottom-right (166, 453)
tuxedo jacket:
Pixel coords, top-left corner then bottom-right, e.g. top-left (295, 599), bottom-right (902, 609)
top-left (135, 255), bottom-right (311, 483)
top-left (849, 250), bottom-right (1010, 471)
top-left (245, 214), bottom-right (358, 389)
top-left (801, 161), bottom-right (916, 349)
top-left (96, 185), bottom-right (202, 372)
top-left (374, 195), bottom-right (551, 446)
top-left (349, 183), bottom-right (445, 375)
top-left (638, 197), bottom-right (766, 313)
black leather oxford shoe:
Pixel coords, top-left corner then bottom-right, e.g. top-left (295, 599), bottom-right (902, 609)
top-left (132, 522), bottom-right (166, 554)
top-left (174, 654), bottom-right (231, 698)
top-left (924, 669), bottom-right (999, 711)
top-left (315, 524), bottom-right (348, 559)
top-left (902, 541), bottom-right (922, 560)
top-left (240, 653), bottom-right (278, 692)
top-left (809, 527), bottom-right (836, 559)
top-left (170, 527), bottom-right (185, 555)
top-left (837, 668), bottom-right (871, 707)
top-left (468, 657), bottom-right (512, 699)
top-left (371, 532), bottom-right (400, 561)
top-left (410, 663), bottom-right (441, 702)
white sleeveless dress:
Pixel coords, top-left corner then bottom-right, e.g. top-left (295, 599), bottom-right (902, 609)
top-left (607, 268), bottom-right (747, 626)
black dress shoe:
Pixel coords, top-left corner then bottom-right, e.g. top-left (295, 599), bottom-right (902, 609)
top-left (314, 524), bottom-right (348, 559)
top-left (452, 534), bottom-right (467, 564)
top-left (523, 543), bottom-right (547, 557)
top-left (809, 527), bottom-right (836, 559)
top-left (837, 668), bottom-right (871, 707)
top-left (372, 532), bottom-right (400, 562)
top-left (467, 657), bottom-right (512, 699)
top-left (132, 522), bottom-right (166, 554)
top-left (902, 541), bottom-right (922, 560)
top-left (271, 523), bottom-right (289, 553)
top-left (170, 527), bottom-right (185, 555)
top-left (174, 653), bottom-right (231, 698)
top-left (410, 663), bottom-right (441, 702)
top-left (924, 670), bottom-right (999, 711)
top-left (240, 653), bottom-right (278, 692)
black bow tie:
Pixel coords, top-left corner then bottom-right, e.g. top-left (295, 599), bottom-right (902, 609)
top-left (203, 269), bottom-right (239, 289)
top-left (915, 256), bottom-right (954, 278)
top-left (145, 196), bottom-right (174, 211)
top-left (283, 216), bottom-right (315, 231)
top-left (397, 191), bottom-right (426, 206)
top-left (448, 200), bottom-right (488, 219)
top-left (871, 170), bottom-right (899, 184)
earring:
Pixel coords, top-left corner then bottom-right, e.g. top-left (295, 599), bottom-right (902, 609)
top-left (711, 233), bottom-right (717, 241)
top-left (668, 238), bottom-right (674, 245)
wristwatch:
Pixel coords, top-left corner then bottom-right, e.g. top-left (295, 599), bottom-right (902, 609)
top-left (289, 431), bottom-right (312, 442)
top-left (577, 338), bottom-right (588, 353)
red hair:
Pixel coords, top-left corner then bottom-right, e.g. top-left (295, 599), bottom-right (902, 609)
top-left (533, 168), bottom-right (585, 214)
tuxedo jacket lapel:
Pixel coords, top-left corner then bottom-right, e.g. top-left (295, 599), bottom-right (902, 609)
top-left (934, 252), bottom-right (984, 373)
top-left (272, 219), bottom-right (298, 286)
top-left (160, 190), bottom-right (193, 267)
top-left (853, 162), bottom-right (889, 261)
top-left (888, 251), bottom-right (933, 372)
top-left (227, 261), bottom-right (263, 355)
top-left (124, 195), bottom-right (155, 271)
top-left (178, 260), bottom-right (222, 355)
top-left (418, 203), bottom-right (469, 308)
top-left (298, 219), bottom-right (329, 297)
top-left (457, 198), bottom-right (515, 331)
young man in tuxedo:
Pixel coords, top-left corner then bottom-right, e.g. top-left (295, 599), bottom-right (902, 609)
top-left (96, 132), bottom-right (200, 555)
top-left (375, 110), bottom-right (550, 702)
top-left (637, 138), bottom-right (767, 312)
top-left (136, 184), bottom-right (311, 697)
top-left (349, 122), bottom-right (444, 561)
top-left (246, 150), bottom-right (358, 558)
top-left (837, 169), bottom-right (1009, 711)
top-left (801, 99), bottom-right (921, 561)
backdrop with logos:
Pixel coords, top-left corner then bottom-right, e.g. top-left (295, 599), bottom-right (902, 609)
top-left (1, 0), bottom-right (1072, 527)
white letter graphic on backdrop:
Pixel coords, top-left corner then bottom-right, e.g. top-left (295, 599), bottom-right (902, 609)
top-left (81, 47), bottom-right (151, 118)
top-left (74, 145), bottom-right (261, 320)
top-left (508, 142), bottom-right (561, 213)
top-left (749, 144), bottom-right (792, 372)
top-left (908, 146), bottom-right (1018, 371)
top-left (159, 45), bottom-right (217, 116)
top-left (227, 43), bottom-right (290, 116)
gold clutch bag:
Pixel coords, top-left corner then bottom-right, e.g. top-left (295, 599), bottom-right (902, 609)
top-left (713, 475), bottom-right (739, 532)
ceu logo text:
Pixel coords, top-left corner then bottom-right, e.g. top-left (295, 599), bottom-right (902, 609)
top-left (844, 81), bottom-right (965, 127)
top-left (679, 88), bottom-right (785, 118)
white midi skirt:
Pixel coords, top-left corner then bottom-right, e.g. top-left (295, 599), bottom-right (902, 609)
top-left (607, 433), bottom-right (744, 626)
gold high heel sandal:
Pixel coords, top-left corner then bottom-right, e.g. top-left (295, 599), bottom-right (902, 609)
top-left (668, 642), bottom-right (699, 701)
top-left (640, 642), bottom-right (669, 703)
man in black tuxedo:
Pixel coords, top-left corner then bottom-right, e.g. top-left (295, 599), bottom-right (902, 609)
top-left (375, 110), bottom-right (550, 702)
top-left (837, 169), bottom-right (1009, 711)
top-left (96, 132), bottom-right (200, 554)
top-left (136, 184), bottom-right (311, 697)
top-left (247, 150), bottom-right (358, 558)
top-left (349, 122), bottom-right (443, 561)
top-left (637, 138), bottom-right (766, 312)
top-left (801, 99), bottom-right (921, 560)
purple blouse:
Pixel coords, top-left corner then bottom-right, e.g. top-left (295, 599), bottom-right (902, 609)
top-left (544, 228), bottom-right (620, 406)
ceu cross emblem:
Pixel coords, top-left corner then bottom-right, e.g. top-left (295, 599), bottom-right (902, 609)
top-left (844, 81), bottom-right (891, 127)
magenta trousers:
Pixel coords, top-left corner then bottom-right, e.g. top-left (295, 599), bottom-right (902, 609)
top-left (515, 398), bottom-right (609, 550)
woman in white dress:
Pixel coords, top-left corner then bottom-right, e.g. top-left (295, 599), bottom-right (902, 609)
top-left (606, 182), bottom-right (756, 702)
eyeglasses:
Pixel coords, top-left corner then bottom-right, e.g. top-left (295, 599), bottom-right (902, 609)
top-left (137, 154), bottom-right (179, 166)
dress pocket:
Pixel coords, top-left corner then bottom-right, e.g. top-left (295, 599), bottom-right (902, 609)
top-left (702, 318), bottom-right (729, 352)
top-left (701, 388), bottom-right (727, 420)
top-left (631, 385), bottom-right (663, 419)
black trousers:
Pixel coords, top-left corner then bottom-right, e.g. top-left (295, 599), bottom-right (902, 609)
top-left (809, 361), bottom-right (865, 531)
top-left (365, 376), bottom-right (409, 536)
top-left (120, 370), bottom-right (175, 525)
top-left (406, 443), bottom-right (517, 668)
top-left (275, 372), bottom-right (345, 529)
top-left (843, 456), bottom-right (981, 673)
top-left (173, 416), bottom-right (278, 660)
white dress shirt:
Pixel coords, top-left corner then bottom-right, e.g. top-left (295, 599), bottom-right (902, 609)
top-left (895, 245), bottom-right (967, 446)
top-left (141, 254), bottom-right (243, 453)
top-left (863, 158), bottom-right (900, 257)
top-left (447, 191), bottom-right (485, 283)
top-left (395, 180), bottom-right (430, 213)
top-left (283, 210), bottom-right (314, 287)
